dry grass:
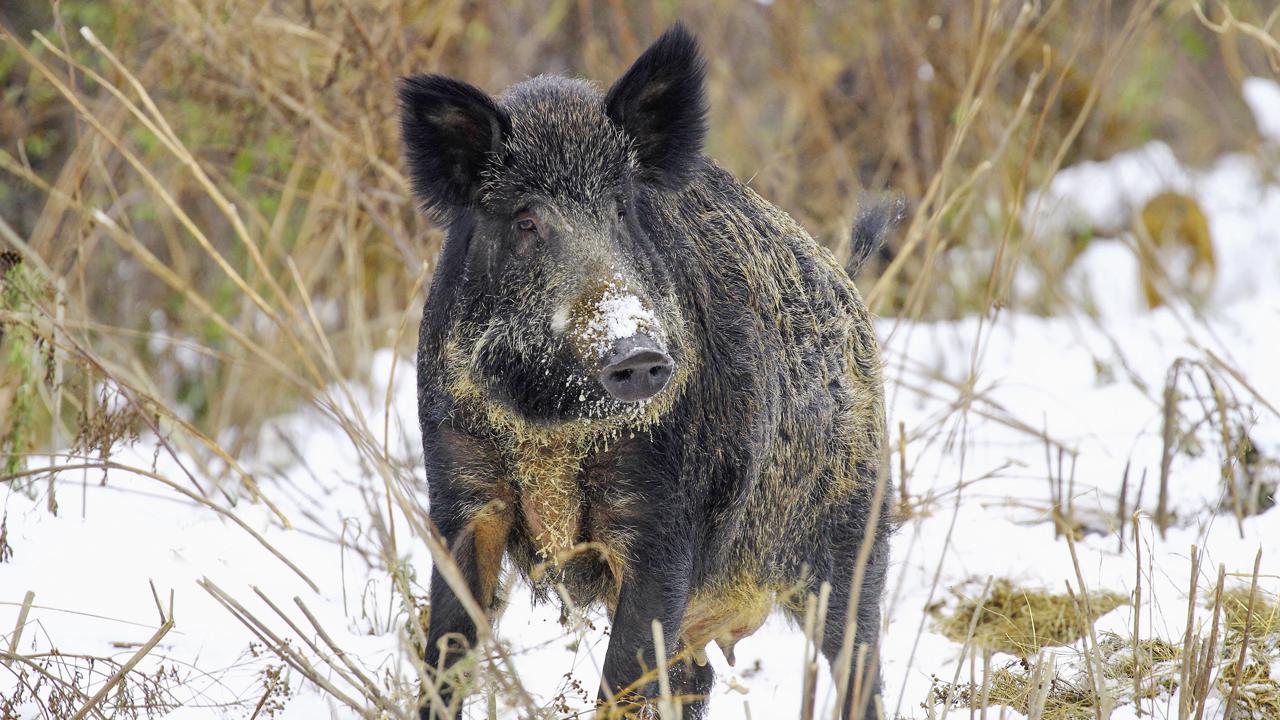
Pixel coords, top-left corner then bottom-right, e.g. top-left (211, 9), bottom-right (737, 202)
top-left (931, 579), bottom-right (1280, 720)
top-left (2, 0), bottom-right (1280, 718)
top-left (931, 662), bottom-right (1098, 720)
top-left (1100, 635), bottom-right (1182, 696)
top-left (930, 578), bottom-right (1128, 657)
top-left (1214, 585), bottom-right (1280, 719)
top-left (2, 0), bottom-right (1278, 448)
top-left (1221, 586), bottom-right (1280, 649)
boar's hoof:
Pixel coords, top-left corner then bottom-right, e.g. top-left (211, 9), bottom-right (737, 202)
top-left (599, 335), bottom-right (674, 402)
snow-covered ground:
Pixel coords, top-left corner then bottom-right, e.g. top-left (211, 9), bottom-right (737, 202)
top-left (4, 80), bottom-right (1279, 719)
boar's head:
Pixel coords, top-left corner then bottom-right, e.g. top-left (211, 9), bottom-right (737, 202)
top-left (400, 26), bottom-right (708, 425)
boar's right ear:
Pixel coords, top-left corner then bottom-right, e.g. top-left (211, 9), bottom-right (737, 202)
top-left (605, 23), bottom-right (708, 189)
top-left (399, 74), bottom-right (509, 217)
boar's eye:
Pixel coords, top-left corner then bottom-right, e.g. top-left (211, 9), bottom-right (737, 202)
top-left (513, 210), bottom-right (542, 257)
top-left (514, 210), bottom-right (544, 235)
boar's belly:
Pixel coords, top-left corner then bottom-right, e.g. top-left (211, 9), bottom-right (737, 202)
top-left (680, 584), bottom-right (774, 667)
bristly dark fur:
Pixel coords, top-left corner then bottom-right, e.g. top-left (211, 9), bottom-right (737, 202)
top-left (399, 74), bottom-right (511, 219)
top-left (845, 195), bottom-right (907, 278)
top-left (403, 23), bottom-right (892, 720)
top-left (487, 78), bottom-right (632, 209)
top-left (605, 23), bottom-right (708, 189)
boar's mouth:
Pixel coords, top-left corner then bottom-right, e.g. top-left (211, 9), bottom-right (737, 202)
top-left (470, 336), bottom-right (621, 423)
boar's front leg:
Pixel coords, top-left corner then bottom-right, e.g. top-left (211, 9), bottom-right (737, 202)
top-left (599, 543), bottom-right (693, 717)
top-left (419, 427), bottom-right (511, 720)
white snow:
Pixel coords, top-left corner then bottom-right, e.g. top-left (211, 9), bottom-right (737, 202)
top-left (596, 292), bottom-right (651, 345)
top-left (4, 96), bottom-right (1280, 720)
top-left (1024, 141), bottom-right (1192, 238)
top-left (1022, 136), bottom-right (1280, 318)
top-left (1243, 77), bottom-right (1280, 143)
top-left (574, 277), bottom-right (660, 357)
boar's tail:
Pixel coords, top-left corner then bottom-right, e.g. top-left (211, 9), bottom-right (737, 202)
top-left (845, 195), bottom-right (906, 279)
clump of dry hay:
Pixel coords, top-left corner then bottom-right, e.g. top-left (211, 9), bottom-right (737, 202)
top-left (1098, 633), bottom-right (1182, 701)
top-left (931, 578), bottom-right (1128, 656)
top-left (930, 663), bottom-right (1097, 720)
top-left (1220, 587), bottom-right (1280, 651)
top-left (932, 634), bottom-right (1184, 719)
top-left (1216, 659), bottom-right (1280, 720)
top-left (1215, 586), bottom-right (1280, 720)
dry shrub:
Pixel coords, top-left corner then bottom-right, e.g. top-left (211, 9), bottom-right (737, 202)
top-left (0, 650), bottom-right (184, 720)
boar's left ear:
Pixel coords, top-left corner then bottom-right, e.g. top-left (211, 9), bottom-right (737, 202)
top-left (399, 74), bottom-right (510, 218)
top-left (605, 23), bottom-right (708, 189)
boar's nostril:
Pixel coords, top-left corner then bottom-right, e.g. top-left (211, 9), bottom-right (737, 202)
top-left (598, 336), bottom-right (674, 402)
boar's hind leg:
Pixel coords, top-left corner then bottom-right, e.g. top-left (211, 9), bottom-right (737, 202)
top-left (598, 549), bottom-right (695, 716)
top-left (420, 502), bottom-right (512, 720)
top-left (812, 500), bottom-right (892, 720)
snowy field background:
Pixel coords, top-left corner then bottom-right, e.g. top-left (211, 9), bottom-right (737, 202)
top-left (3, 73), bottom-right (1280, 720)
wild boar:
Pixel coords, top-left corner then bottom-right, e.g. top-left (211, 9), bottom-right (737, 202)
top-left (401, 23), bottom-right (897, 720)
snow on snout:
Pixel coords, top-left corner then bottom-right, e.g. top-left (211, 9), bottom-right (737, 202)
top-left (577, 281), bottom-right (660, 357)
top-left (598, 292), bottom-right (650, 342)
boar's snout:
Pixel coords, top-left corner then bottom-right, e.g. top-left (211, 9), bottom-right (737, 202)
top-left (598, 335), bottom-right (674, 402)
